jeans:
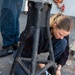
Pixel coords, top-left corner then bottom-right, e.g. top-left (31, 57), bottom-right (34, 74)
top-left (0, 0), bottom-right (3, 30)
top-left (14, 37), bottom-right (67, 75)
top-left (52, 37), bottom-right (67, 60)
top-left (14, 61), bottom-right (31, 75)
top-left (1, 0), bottom-right (23, 46)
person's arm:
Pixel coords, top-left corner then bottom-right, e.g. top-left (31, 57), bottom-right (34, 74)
top-left (56, 47), bottom-right (69, 75)
top-left (56, 45), bottom-right (69, 65)
top-left (55, 48), bottom-right (69, 75)
top-left (56, 35), bottom-right (69, 75)
top-left (57, 64), bottom-right (62, 70)
top-left (56, 64), bottom-right (62, 75)
top-left (56, 35), bottom-right (69, 66)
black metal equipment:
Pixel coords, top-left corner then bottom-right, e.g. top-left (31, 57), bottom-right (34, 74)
top-left (10, 1), bottom-right (56, 75)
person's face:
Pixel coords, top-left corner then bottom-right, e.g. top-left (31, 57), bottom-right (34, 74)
top-left (52, 24), bottom-right (70, 39)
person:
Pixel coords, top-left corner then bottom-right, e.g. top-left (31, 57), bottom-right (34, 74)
top-left (14, 13), bottom-right (74, 75)
top-left (0, 0), bottom-right (23, 57)
top-left (0, 0), bottom-right (3, 31)
top-left (53, 0), bottom-right (65, 12)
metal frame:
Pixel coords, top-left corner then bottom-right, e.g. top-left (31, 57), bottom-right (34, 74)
top-left (10, 1), bottom-right (56, 75)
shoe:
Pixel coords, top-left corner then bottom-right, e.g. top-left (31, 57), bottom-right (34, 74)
top-left (12, 43), bottom-right (18, 50)
top-left (45, 70), bottom-right (51, 75)
top-left (0, 46), bottom-right (14, 57)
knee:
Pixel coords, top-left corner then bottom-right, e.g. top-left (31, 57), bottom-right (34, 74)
top-left (53, 38), bottom-right (67, 51)
top-left (58, 38), bottom-right (67, 50)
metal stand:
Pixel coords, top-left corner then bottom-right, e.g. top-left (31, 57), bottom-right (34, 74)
top-left (10, 1), bottom-right (56, 75)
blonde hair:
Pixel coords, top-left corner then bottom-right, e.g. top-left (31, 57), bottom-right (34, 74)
top-left (50, 13), bottom-right (74, 32)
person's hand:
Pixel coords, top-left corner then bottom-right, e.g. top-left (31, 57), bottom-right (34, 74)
top-left (56, 64), bottom-right (62, 75)
top-left (56, 69), bottom-right (61, 75)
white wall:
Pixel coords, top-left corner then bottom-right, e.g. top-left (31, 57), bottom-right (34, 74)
top-left (22, 0), bottom-right (75, 17)
top-left (50, 0), bottom-right (75, 17)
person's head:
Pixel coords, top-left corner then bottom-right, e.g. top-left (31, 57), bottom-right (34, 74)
top-left (54, 0), bottom-right (63, 3)
top-left (50, 13), bottom-right (74, 39)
